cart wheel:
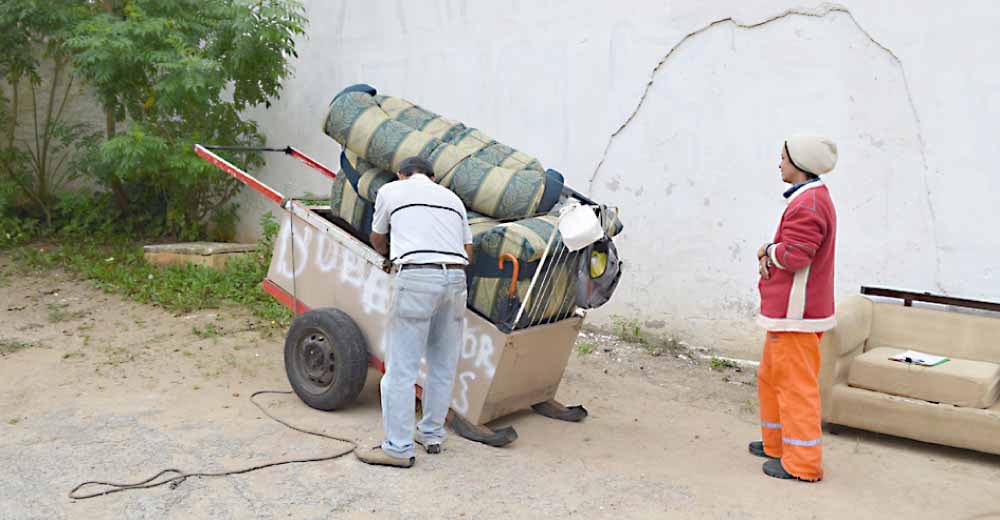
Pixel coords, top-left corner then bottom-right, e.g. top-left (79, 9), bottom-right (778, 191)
top-left (284, 308), bottom-right (369, 411)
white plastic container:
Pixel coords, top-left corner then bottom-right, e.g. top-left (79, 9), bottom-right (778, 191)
top-left (558, 204), bottom-right (603, 251)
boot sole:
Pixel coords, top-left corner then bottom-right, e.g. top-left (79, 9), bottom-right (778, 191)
top-left (762, 460), bottom-right (819, 482)
top-left (355, 452), bottom-right (415, 468)
top-left (358, 457), bottom-right (415, 468)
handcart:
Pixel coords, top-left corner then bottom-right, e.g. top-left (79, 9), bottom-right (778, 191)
top-left (195, 144), bottom-right (592, 446)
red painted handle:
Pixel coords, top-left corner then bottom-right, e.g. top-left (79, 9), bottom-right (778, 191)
top-left (288, 147), bottom-right (337, 180)
top-left (194, 144), bottom-right (284, 205)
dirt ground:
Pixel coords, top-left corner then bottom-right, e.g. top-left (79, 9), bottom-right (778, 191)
top-left (1, 255), bottom-right (999, 520)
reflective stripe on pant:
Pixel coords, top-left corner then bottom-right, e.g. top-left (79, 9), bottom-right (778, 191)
top-left (757, 331), bottom-right (824, 481)
top-left (380, 268), bottom-right (466, 459)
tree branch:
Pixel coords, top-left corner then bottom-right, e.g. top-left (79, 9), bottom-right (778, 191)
top-left (30, 81), bottom-right (41, 167)
top-left (5, 78), bottom-right (19, 148)
top-left (51, 147), bottom-right (75, 187)
top-left (1, 162), bottom-right (45, 212)
top-left (53, 59), bottom-right (75, 130)
top-left (39, 57), bottom-right (67, 202)
top-left (19, 137), bottom-right (41, 173)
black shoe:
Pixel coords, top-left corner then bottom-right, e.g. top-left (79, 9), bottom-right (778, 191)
top-left (762, 459), bottom-right (816, 482)
top-left (748, 441), bottom-right (779, 459)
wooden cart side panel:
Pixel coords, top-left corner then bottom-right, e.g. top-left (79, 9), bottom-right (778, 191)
top-left (478, 318), bottom-right (582, 424)
top-left (266, 210), bottom-right (505, 424)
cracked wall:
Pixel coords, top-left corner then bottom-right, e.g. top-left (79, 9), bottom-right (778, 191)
top-left (587, 6), bottom-right (939, 356)
top-left (240, 0), bottom-right (1000, 357)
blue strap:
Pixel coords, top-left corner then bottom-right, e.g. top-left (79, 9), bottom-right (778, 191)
top-left (330, 83), bottom-right (377, 105)
top-left (538, 169), bottom-right (565, 213)
top-left (339, 152), bottom-right (363, 194)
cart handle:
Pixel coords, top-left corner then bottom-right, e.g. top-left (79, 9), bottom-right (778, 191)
top-left (499, 254), bottom-right (520, 297)
top-left (194, 143), bottom-right (342, 207)
top-left (194, 144), bottom-right (285, 205)
top-left (200, 145), bottom-right (337, 180)
top-left (286, 147), bottom-right (337, 180)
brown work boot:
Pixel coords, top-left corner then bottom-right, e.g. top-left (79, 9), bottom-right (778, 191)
top-left (355, 447), bottom-right (414, 468)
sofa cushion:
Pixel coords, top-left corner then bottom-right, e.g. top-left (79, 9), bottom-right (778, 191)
top-left (848, 346), bottom-right (1000, 409)
top-left (870, 302), bottom-right (1000, 364)
top-left (329, 169), bottom-right (374, 244)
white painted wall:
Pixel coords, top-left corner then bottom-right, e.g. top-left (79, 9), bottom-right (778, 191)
top-left (238, 0), bottom-right (1000, 358)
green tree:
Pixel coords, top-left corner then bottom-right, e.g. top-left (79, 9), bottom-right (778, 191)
top-left (0, 1), bottom-right (94, 226)
top-left (2, 0), bottom-right (305, 240)
top-left (66, 0), bottom-right (306, 239)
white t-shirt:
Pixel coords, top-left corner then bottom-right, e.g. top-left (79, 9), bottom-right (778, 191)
top-left (371, 174), bottom-right (473, 265)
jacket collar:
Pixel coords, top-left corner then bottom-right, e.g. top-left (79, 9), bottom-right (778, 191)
top-left (784, 178), bottom-right (824, 204)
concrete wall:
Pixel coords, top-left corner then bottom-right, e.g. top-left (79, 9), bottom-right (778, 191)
top-left (238, 0), bottom-right (1000, 358)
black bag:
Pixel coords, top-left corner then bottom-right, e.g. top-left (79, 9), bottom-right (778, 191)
top-left (574, 207), bottom-right (623, 309)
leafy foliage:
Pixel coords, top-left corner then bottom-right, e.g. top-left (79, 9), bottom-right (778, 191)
top-left (66, 0), bottom-right (306, 239)
top-left (0, 1), bottom-right (96, 225)
top-left (1, 0), bottom-right (306, 240)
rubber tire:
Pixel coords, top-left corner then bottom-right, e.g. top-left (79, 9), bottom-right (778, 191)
top-left (284, 308), bottom-right (369, 411)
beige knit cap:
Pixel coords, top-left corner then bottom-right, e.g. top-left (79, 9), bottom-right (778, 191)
top-left (785, 136), bottom-right (838, 175)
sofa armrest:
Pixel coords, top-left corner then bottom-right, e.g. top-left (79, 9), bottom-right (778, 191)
top-left (820, 296), bottom-right (873, 419)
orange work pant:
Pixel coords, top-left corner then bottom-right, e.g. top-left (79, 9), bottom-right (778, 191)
top-left (758, 331), bottom-right (823, 481)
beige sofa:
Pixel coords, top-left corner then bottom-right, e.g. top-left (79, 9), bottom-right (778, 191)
top-left (819, 295), bottom-right (1000, 455)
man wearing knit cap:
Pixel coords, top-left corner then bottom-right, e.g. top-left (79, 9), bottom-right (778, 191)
top-left (750, 136), bottom-right (839, 482)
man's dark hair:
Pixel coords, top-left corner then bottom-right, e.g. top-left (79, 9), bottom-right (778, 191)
top-left (398, 156), bottom-right (434, 177)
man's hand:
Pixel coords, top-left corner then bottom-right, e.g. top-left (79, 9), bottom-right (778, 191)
top-left (757, 242), bottom-right (771, 259)
top-left (759, 255), bottom-right (771, 280)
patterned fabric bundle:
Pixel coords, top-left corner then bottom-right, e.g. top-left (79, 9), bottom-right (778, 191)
top-left (466, 211), bottom-right (623, 326)
top-left (328, 168), bottom-right (623, 326)
top-left (324, 84), bottom-right (563, 220)
top-left (468, 217), bottom-right (579, 325)
top-left (339, 151), bottom-right (395, 203)
top-left (328, 170), bottom-right (374, 244)
top-left (323, 84), bottom-right (624, 330)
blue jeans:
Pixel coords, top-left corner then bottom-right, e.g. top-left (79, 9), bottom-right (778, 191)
top-left (380, 267), bottom-right (466, 459)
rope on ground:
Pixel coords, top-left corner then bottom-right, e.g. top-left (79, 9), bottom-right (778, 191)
top-left (67, 390), bottom-right (357, 500)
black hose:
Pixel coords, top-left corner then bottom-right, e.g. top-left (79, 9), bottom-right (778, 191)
top-left (202, 145), bottom-right (293, 154)
top-left (67, 390), bottom-right (357, 500)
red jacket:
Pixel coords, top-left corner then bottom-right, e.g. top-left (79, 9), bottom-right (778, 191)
top-left (757, 180), bottom-right (837, 332)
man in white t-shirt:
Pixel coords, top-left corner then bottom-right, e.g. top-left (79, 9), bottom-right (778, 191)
top-left (355, 156), bottom-right (473, 468)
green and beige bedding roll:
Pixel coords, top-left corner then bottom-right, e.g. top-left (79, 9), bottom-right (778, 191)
top-left (467, 210), bottom-right (622, 326)
top-left (325, 85), bottom-right (562, 220)
top-left (323, 84), bottom-right (623, 330)
top-left (328, 170), bottom-right (374, 244)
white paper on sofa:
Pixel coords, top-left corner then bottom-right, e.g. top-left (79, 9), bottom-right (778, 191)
top-left (889, 350), bottom-right (951, 367)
